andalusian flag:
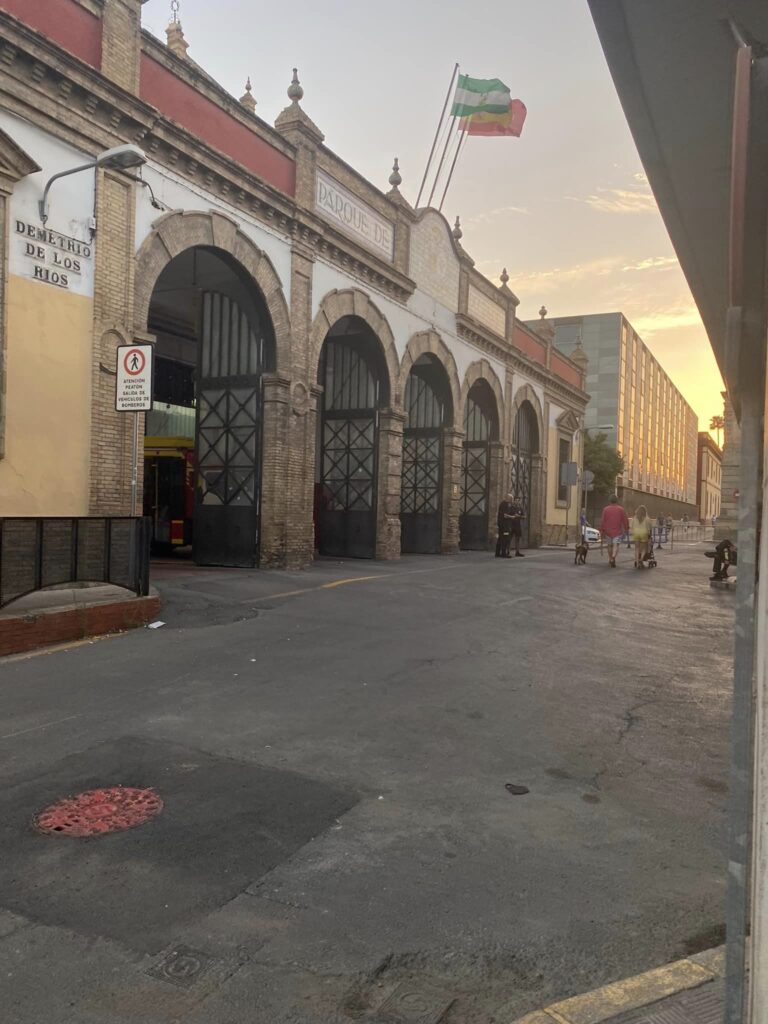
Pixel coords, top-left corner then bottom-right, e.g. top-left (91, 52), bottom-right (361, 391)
top-left (451, 74), bottom-right (511, 117)
top-left (460, 99), bottom-right (527, 137)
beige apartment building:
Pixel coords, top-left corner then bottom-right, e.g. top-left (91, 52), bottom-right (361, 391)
top-left (540, 312), bottom-right (699, 518)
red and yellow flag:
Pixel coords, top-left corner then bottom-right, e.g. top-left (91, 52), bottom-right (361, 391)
top-left (459, 99), bottom-right (527, 137)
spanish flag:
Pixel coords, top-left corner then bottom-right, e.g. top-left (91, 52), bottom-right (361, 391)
top-left (460, 99), bottom-right (527, 137)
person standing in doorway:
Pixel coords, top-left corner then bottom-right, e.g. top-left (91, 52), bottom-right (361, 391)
top-left (509, 494), bottom-right (525, 557)
top-left (495, 493), bottom-right (515, 558)
top-left (600, 495), bottom-right (629, 568)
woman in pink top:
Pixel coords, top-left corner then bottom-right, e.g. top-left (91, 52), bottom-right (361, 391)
top-left (600, 495), bottom-right (630, 568)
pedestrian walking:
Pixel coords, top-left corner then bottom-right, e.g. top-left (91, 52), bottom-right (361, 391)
top-left (631, 505), bottom-right (652, 568)
top-left (599, 495), bottom-right (629, 569)
top-left (682, 513), bottom-right (689, 535)
top-left (656, 512), bottom-right (665, 549)
top-left (665, 514), bottom-right (673, 542)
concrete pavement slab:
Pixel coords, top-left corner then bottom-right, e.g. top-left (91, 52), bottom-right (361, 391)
top-left (0, 547), bottom-right (734, 1021)
top-left (0, 735), bottom-right (356, 953)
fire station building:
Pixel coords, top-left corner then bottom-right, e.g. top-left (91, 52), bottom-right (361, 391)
top-left (0, 0), bottom-right (588, 568)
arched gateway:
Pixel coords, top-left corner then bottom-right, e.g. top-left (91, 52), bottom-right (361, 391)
top-left (135, 212), bottom-right (288, 567)
top-left (510, 399), bottom-right (541, 548)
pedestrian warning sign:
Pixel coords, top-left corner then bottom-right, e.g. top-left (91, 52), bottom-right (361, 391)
top-left (116, 344), bottom-right (153, 411)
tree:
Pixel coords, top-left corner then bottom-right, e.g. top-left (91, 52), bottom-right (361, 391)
top-left (584, 432), bottom-right (625, 497)
top-left (709, 414), bottom-right (724, 447)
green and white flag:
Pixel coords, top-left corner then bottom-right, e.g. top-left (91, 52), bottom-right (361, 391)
top-left (450, 74), bottom-right (511, 117)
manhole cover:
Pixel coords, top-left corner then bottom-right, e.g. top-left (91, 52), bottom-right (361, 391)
top-left (34, 787), bottom-right (163, 837)
top-left (147, 945), bottom-right (216, 988)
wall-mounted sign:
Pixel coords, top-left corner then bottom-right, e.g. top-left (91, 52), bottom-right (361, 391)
top-left (13, 220), bottom-right (92, 292)
top-left (315, 170), bottom-right (394, 261)
top-left (116, 344), bottom-right (153, 411)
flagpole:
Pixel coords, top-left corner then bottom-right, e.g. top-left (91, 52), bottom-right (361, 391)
top-left (427, 113), bottom-right (459, 207)
top-left (415, 62), bottom-right (459, 209)
top-left (438, 126), bottom-right (468, 212)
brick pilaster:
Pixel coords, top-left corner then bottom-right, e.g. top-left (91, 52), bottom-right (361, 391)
top-left (441, 428), bottom-right (464, 554)
top-left (376, 409), bottom-right (405, 560)
top-left (89, 168), bottom-right (138, 515)
top-left (100, 0), bottom-right (143, 94)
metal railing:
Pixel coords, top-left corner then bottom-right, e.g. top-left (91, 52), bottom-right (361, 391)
top-left (0, 516), bottom-right (151, 609)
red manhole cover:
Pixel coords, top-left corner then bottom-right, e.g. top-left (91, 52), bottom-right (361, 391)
top-left (34, 787), bottom-right (163, 837)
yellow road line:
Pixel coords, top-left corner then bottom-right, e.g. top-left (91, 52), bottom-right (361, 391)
top-left (322, 575), bottom-right (385, 589)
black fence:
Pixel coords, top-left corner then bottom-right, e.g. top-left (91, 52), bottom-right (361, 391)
top-left (0, 517), bottom-right (151, 609)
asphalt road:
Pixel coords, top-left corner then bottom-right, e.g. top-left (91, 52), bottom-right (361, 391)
top-left (0, 543), bottom-right (734, 1023)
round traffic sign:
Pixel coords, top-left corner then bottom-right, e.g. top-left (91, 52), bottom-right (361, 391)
top-left (123, 348), bottom-right (146, 376)
top-left (583, 470), bottom-right (595, 486)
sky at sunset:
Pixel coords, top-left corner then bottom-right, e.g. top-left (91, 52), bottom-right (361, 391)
top-left (142, 0), bottom-right (725, 432)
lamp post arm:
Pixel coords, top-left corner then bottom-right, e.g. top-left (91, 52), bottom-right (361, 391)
top-left (38, 160), bottom-right (96, 224)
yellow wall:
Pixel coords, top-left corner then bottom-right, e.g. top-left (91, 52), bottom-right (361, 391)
top-left (546, 425), bottom-right (579, 526)
top-left (1, 275), bottom-right (92, 514)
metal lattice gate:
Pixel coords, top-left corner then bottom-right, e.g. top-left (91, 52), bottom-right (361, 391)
top-left (195, 291), bottom-right (266, 567)
top-left (400, 369), bottom-right (444, 553)
top-left (318, 339), bottom-right (379, 559)
top-left (460, 387), bottom-right (496, 549)
top-left (510, 401), bottom-right (539, 548)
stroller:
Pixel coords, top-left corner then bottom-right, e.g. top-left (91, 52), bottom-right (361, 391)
top-left (642, 538), bottom-right (658, 568)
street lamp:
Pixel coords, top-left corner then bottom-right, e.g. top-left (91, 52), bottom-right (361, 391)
top-left (38, 144), bottom-right (147, 225)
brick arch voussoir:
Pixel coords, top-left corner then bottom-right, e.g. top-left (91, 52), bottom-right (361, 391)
top-left (311, 289), bottom-right (399, 404)
top-left (400, 330), bottom-right (462, 426)
top-left (460, 359), bottom-right (505, 435)
top-left (134, 210), bottom-right (291, 374)
top-left (510, 383), bottom-right (544, 454)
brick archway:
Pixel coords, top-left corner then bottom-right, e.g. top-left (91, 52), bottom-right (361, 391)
top-left (310, 288), bottom-right (400, 402)
top-left (134, 209), bottom-right (291, 374)
top-left (400, 330), bottom-right (462, 423)
top-left (509, 383), bottom-right (545, 547)
top-left (509, 383), bottom-right (544, 450)
top-left (460, 359), bottom-right (504, 431)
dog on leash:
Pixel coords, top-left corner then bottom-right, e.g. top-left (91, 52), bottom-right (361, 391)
top-left (574, 540), bottom-right (589, 565)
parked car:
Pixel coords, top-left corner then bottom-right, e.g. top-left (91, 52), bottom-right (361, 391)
top-left (583, 524), bottom-right (601, 543)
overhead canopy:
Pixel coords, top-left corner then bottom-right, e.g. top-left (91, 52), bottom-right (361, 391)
top-left (588, 1), bottom-right (768, 388)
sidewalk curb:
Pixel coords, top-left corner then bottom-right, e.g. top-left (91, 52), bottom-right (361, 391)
top-left (510, 945), bottom-right (724, 1024)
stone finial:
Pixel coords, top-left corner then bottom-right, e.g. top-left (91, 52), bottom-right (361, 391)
top-left (166, 2), bottom-right (189, 60)
top-left (275, 67), bottom-right (324, 143)
top-left (539, 305), bottom-right (548, 319)
top-left (500, 267), bottom-right (509, 286)
top-left (239, 77), bottom-right (256, 113)
top-left (571, 333), bottom-right (589, 370)
top-left (288, 68), bottom-right (304, 103)
top-left (388, 157), bottom-right (402, 189)
top-left (452, 216), bottom-right (463, 242)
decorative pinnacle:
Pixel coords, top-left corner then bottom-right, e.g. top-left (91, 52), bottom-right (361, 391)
top-left (500, 267), bottom-right (509, 286)
top-left (539, 305), bottom-right (548, 319)
top-left (240, 77), bottom-right (256, 113)
top-left (288, 68), bottom-right (304, 103)
top-left (452, 215), bottom-right (463, 242)
top-left (388, 157), bottom-right (402, 188)
top-left (170, 0), bottom-right (179, 23)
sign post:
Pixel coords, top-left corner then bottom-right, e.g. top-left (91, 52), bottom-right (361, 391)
top-left (561, 461), bottom-right (579, 546)
top-left (116, 344), bottom-right (153, 516)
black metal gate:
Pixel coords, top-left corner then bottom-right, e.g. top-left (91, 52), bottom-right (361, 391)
top-left (510, 401), bottom-right (539, 548)
top-left (400, 367), bottom-right (444, 554)
top-left (460, 386), bottom-right (496, 549)
top-left (318, 338), bottom-right (379, 558)
top-left (195, 291), bottom-right (267, 567)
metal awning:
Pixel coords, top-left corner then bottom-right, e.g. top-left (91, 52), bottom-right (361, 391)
top-left (588, 1), bottom-right (768, 390)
